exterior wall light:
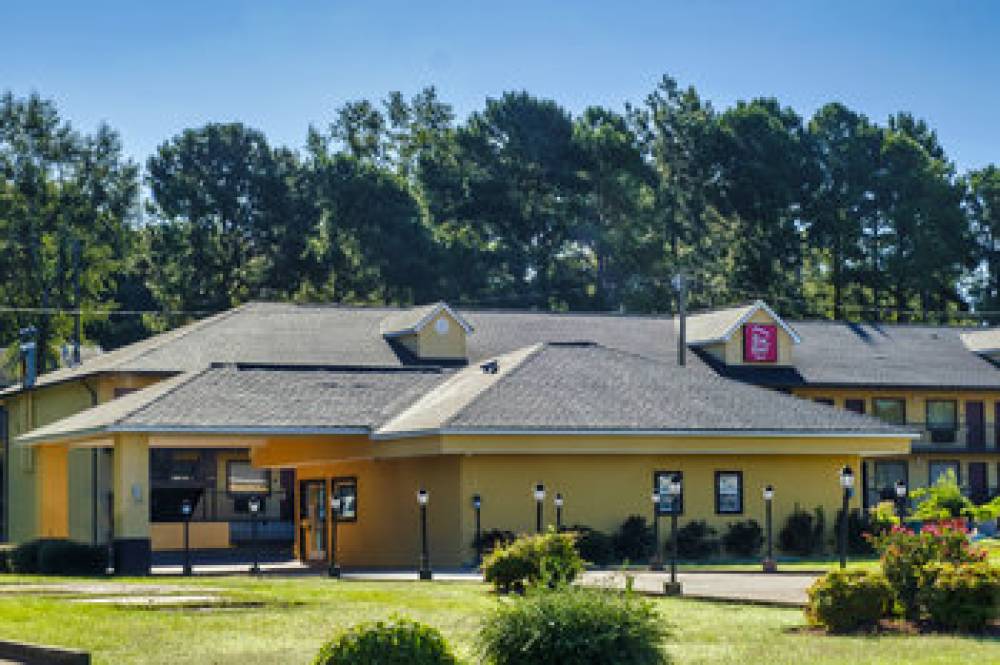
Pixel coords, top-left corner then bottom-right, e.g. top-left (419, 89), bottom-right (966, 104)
top-left (762, 485), bottom-right (776, 573)
top-left (533, 484), bottom-right (545, 533)
top-left (838, 466), bottom-right (853, 569)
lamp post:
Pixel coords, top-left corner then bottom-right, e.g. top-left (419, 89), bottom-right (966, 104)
top-left (894, 479), bottom-right (908, 521)
top-left (650, 490), bottom-right (663, 571)
top-left (839, 465), bottom-right (854, 569)
top-left (418, 489), bottom-right (432, 580)
top-left (664, 474), bottom-right (682, 595)
top-left (248, 495), bottom-right (261, 576)
top-left (762, 485), bottom-right (776, 573)
top-left (180, 499), bottom-right (193, 576)
top-left (533, 484), bottom-right (545, 533)
top-left (472, 494), bottom-right (482, 566)
top-left (554, 493), bottom-right (564, 532)
top-left (329, 495), bottom-right (341, 578)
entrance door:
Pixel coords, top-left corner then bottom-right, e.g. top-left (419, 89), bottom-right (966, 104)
top-left (969, 463), bottom-right (988, 504)
top-left (298, 480), bottom-right (327, 562)
top-left (966, 402), bottom-right (985, 450)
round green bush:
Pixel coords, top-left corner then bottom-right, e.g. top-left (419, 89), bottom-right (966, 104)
top-left (313, 618), bottom-right (458, 665)
top-left (569, 525), bottom-right (616, 566)
top-left (806, 569), bottom-right (893, 633)
top-left (10, 539), bottom-right (107, 576)
top-left (479, 587), bottom-right (669, 665)
top-left (721, 520), bottom-right (763, 557)
top-left (481, 530), bottom-right (583, 594)
top-left (917, 562), bottom-right (1000, 632)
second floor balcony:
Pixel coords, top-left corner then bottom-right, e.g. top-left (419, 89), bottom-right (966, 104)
top-left (909, 423), bottom-right (999, 451)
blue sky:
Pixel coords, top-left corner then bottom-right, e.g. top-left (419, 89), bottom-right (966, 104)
top-left (2, 1), bottom-right (997, 172)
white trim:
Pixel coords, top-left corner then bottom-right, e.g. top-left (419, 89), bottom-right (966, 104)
top-left (382, 302), bottom-right (474, 337)
top-left (690, 300), bottom-right (802, 346)
top-left (373, 427), bottom-right (916, 441)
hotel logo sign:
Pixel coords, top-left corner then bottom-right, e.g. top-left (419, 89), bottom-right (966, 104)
top-left (743, 323), bottom-right (778, 363)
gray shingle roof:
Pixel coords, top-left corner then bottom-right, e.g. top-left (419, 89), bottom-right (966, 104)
top-left (712, 321), bottom-right (1000, 389)
top-left (442, 342), bottom-right (905, 433)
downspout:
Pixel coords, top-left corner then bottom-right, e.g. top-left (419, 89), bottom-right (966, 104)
top-left (82, 379), bottom-right (99, 545)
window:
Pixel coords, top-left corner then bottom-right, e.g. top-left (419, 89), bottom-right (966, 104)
top-left (654, 471), bottom-right (683, 515)
top-left (332, 477), bottom-right (358, 521)
top-left (813, 398), bottom-right (834, 406)
top-left (929, 460), bottom-right (960, 486)
top-left (151, 450), bottom-right (201, 483)
top-left (715, 471), bottom-right (743, 514)
top-left (227, 461), bottom-right (270, 495)
top-left (873, 398), bottom-right (906, 425)
top-left (874, 461), bottom-right (908, 501)
top-left (925, 400), bottom-right (957, 444)
top-left (844, 399), bottom-right (866, 415)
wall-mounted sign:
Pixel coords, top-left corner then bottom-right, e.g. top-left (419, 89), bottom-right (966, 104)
top-left (743, 323), bottom-right (778, 362)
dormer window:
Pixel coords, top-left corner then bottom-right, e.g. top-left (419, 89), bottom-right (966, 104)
top-left (380, 302), bottom-right (474, 362)
top-left (684, 300), bottom-right (799, 367)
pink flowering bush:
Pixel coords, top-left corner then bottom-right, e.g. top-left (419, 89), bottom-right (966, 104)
top-left (868, 521), bottom-right (987, 618)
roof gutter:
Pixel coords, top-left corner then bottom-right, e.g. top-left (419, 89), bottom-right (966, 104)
top-left (374, 427), bottom-right (918, 441)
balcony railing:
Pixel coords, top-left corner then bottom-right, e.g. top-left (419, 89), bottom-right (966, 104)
top-left (909, 424), bottom-right (999, 451)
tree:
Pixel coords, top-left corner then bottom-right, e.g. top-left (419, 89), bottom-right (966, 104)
top-left (145, 123), bottom-right (305, 313)
top-left (967, 165), bottom-right (1000, 319)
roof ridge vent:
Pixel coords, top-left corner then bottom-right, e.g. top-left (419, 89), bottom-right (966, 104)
top-left (480, 360), bottom-right (499, 374)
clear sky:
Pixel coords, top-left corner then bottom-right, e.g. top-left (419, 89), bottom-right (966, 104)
top-left (2, 1), bottom-right (997, 173)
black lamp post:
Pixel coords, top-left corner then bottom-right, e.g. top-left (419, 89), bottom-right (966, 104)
top-left (472, 494), bottom-right (482, 566)
top-left (533, 484), bottom-right (545, 533)
top-left (650, 490), bottom-right (664, 571)
top-left (894, 479), bottom-right (908, 521)
top-left (180, 498), bottom-right (193, 576)
top-left (418, 489), bottom-right (432, 580)
top-left (248, 495), bottom-right (261, 576)
top-left (329, 495), bottom-right (341, 578)
top-left (762, 485), bottom-right (776, 573)
top-left (839, 465), bottom-right (854, 569)
top-left (554, 493), bottom-right (564, 532)
top-left (664, 474), bottom-right (682, 595)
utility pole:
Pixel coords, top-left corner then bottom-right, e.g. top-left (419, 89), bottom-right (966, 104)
top-left (673, 273), bottom-right (687, 367)
top-left (72, 238), bottom-right (82, 366)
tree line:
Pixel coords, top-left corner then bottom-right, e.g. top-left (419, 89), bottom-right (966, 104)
top-left (2, 76), bottom-right (1000, 368)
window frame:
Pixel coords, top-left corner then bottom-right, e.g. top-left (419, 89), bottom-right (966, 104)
top-left (873, 398), bottom-right (907, 426)
top-left (653, 471), bottom-right (683, 516)
top-left (226, 460), bottom-right (271, 497)
top-left (714, 470), bottom-right (744, 515)
top-left (873, 460), bottom-right (908, 500)
top-left (925, 399), bottom-right (958, 444)
top-left (928, 460), bottom-right (961, 486)
top-left (332, 476), bottom-right (358, 522)
top-left (844, 399), bottom-right (866, 415)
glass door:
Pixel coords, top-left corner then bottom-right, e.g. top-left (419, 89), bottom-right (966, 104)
top-left (298, 480), bottom-right (327, 562)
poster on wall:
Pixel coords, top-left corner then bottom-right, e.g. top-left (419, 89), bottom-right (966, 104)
top-left (743, 323), bottom-right (778, 362)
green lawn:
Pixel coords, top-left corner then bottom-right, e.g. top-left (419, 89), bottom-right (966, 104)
top-left (0, 575), bottom-right (995, 665)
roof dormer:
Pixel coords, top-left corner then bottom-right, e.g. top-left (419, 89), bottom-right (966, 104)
top-left (683, 300), bottom-right (799, 366)
top-left (380, 302), bottom-right (473, 362)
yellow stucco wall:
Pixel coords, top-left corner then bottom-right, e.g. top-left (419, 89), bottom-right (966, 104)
top-left (416, 309), bottom-right (467, 360)
top-left (111, 433), bottom-right (150, 540)
top-left (37, 445), bottom-right (69, 538)
top-left (722, 308), bottom-right (796, 366)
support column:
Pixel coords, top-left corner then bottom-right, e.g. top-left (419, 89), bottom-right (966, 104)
top-left (36, 445), bottom-right (69, 538)
top-left (112, 433), bottom-right (151, 575)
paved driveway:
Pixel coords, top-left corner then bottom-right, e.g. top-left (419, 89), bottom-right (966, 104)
top-left (582, 571), bottom-right (817, 606)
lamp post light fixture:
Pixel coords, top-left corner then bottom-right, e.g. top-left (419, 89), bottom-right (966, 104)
top-left (762, 485), bottom-right (776, 573)
top-left (664, 474), bottom-right (682, 596)
top-left (650, 490), bottom-right (664, 571)
top-left (329, 495), bottom-right (342, 578)
top-left (417, 489), bottom-right (432, 580)
top-left (839, 465), bottom-right (854, 569)
top-left (180, 499), bottom-right (193, 576)
top-left (472, 494), bottom-right (482, 566)
top-left (533, 484), bottom-right (545, 533)
top-left (248, 495), bottom-right (262, 576)
top-left (554, 493), bottom-right (564, 532)
top-left (894, 479), bottom-right (908, 521)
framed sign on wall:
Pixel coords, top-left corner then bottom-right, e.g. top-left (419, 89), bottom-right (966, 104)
top-left (743, 323), bottom-right (778, 362)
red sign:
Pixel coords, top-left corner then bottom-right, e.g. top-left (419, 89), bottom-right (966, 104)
top-left (743, 323), bottom-right (778, 362)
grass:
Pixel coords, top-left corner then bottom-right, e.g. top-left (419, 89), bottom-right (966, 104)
top-left (0, 575), bottom-right (996, 664)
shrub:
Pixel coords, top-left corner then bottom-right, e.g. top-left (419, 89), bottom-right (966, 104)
top-left (569, 525), bottom-right (616, 567)
top-left (778, 505), bottom-right (825, 556)
top-left (833, 508), bottom-right (874, 556)
top-left (313, 618), bottom-right (458, 665)
top-left (479, 587), bottom-right (669, 665)
top-left (917, 562), bottom-right (1000, 632)
top-left (613, 515), bottom-right (655, 562)
top-left (806, 569), bottom-right (894, 633)
top-left (10, 539), bottom-right (107, 576)
top-left (481, 530), bottom-right (584, 594)
top-left (669, 520), bottom-right (718, 559)
top-left (479, 529), bottom-right (516, 554)
top-left (868, 501), bottom-right (900, 536)
top-left (721, 520), bottom-right (763, 557)
top-left (910, 469), bottom-right (975, 520)
top-left (868, 521), bottom-right (986, 618)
